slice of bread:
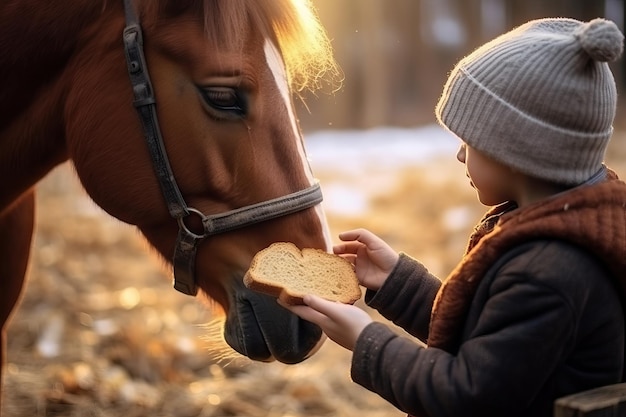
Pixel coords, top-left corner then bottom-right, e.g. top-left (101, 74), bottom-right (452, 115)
top-left (243, 242), bottom-right (361, 305)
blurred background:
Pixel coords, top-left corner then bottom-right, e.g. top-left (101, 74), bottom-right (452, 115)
top-left (4, 1), bottom-right (626, 416)
top-left (298, 0), bottom-right (625, 130)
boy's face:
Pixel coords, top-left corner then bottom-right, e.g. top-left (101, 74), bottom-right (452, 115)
top-left (456, 143), bottom-right (516, 206)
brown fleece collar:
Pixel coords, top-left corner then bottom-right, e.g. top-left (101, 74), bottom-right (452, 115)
top-left (428, 171), bottom-right (626, 353)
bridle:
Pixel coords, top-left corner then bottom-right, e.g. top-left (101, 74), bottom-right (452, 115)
top-left (121, 0), bottom-right (324, 296)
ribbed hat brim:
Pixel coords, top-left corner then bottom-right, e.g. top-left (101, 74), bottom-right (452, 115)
top-left (435, 17), bottom-right (620, 186)
top-left (437, 68), bottom-right (613, 185)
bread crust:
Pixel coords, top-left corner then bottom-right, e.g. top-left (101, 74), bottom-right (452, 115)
top-left (243, 242), bottom-right (361, 305)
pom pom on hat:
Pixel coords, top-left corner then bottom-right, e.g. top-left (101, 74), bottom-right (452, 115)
top-left (576, 18), bottom-right (624, 62)
top-left (436, 17), bottom-right (624, 186)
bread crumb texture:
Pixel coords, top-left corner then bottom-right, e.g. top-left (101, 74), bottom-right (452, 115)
top-left (244, 242), bottom-right (361, 305)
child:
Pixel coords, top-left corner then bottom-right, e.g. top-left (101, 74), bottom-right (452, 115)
top-left (282, 17), bottom-right (626, 417)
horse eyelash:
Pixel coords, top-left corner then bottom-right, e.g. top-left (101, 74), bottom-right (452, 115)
top-left (198, 87), bottom-right (248, 120)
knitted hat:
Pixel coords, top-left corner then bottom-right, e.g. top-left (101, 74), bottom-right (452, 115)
top-left (436, 17), bottom-right (624, 185)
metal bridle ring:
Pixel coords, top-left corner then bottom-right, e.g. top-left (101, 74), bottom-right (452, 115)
top-left (177, 208), bottom-right (208, 239)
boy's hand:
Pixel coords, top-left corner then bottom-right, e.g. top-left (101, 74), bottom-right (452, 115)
top-left (333, 228), bottom-right (399, 291)
top-left (280, 295), bottom-right (372, 351)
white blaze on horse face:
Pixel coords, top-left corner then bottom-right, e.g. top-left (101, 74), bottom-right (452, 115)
top-left (263, 40), bottom-right (332, 251)
top-left (263, 40), bottom-right (308, 179)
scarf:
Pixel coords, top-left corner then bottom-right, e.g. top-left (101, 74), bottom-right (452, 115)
top-left (407, 170), bottom-right (625, 417)
top-left (427, 169), bottom-right (626, 353)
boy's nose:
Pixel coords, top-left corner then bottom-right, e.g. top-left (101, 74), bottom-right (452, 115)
top-left (456, 144), bottom-right (466, 163)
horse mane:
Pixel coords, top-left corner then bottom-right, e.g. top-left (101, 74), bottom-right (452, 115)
top-left (144, 0), bottom-right (341, 93)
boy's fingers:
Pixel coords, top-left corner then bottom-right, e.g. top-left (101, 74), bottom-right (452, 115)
top-left (278, 299), bottom-right (327, 324)
top-left (337, 229), bottom-right (360, 241)
top-left (339, 228), bottom-right (380, 247)
top-left (303, 295), bottom-right (346, 319)
top-left (338, 253), bottom-right (357, 265)
top-left (333, 241), bottom-right (362, 255)
top-left (282, 295), bottom-right (355, 326)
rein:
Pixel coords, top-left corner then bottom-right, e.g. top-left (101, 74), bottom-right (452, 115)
top-left (121, 0), bottom-right (324, 296)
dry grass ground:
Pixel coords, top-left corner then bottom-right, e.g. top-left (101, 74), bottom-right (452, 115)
top-left (2, 130), bottom-right (625, 417)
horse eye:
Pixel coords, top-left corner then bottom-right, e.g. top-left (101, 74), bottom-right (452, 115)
top-left (199, 86), bottom-right (247, 119)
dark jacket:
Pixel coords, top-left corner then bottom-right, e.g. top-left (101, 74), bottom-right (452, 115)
top-left (351, 170), bottom-right (626, 417)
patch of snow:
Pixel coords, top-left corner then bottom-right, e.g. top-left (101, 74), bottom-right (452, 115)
top-left (305, 124), bottom-right (460, 215)
top-left (306, 124), bottom-right (459, 173)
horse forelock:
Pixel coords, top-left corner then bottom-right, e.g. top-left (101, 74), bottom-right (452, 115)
top-left (141, 0), bottom-right (340, 94)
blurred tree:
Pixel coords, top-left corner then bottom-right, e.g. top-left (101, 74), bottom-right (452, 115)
top-left (298, 0), bottom-right (625, 132)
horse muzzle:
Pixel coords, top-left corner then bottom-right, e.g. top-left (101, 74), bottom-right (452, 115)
top-left (222, 281), bottom-right (324, 364)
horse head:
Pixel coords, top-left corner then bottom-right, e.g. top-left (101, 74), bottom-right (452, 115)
top-left (63, 0), bottom-right (340, 363)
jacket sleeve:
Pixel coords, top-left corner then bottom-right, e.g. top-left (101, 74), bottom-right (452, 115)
top-left (364, 252), bottom-right (442, 342)
top-left (350, 241), bottom-right (608, 417)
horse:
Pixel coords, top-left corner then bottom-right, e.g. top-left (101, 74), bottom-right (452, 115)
top-left (0, 0), bottom-right (340, 405)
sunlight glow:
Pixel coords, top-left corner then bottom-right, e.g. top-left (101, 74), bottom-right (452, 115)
top-left (277, 0), bottom-right (341, 92)
top-left (119, 287), bottom-right (141, 309)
